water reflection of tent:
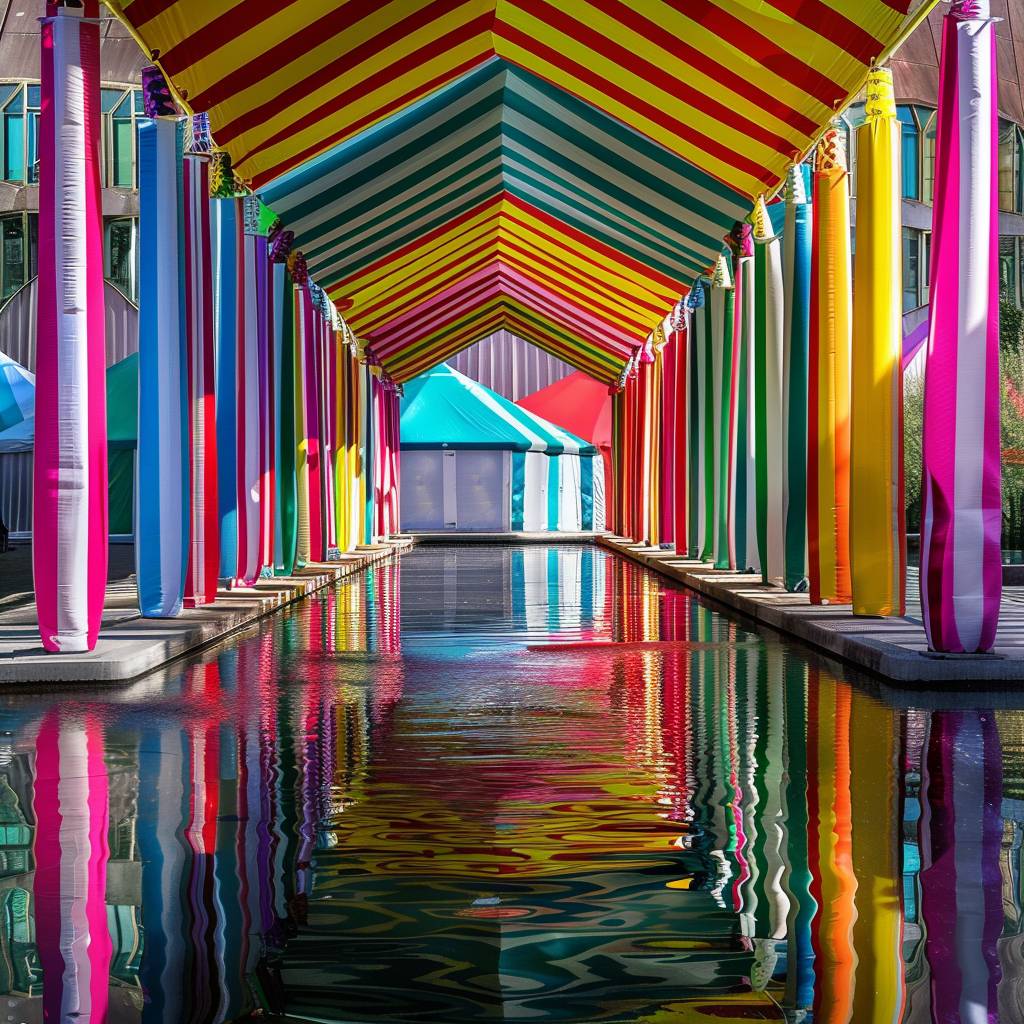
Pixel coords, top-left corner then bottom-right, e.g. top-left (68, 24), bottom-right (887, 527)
top-left (399, 363), bottom-right (605, 533)
top-left (0, 353), bottom-right (137, 536)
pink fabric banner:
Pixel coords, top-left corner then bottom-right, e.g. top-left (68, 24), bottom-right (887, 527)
top-left (34, 3), bottom-right (108, 652)
top-left (184, 154), bottom-right (219, 607)
top-left (236, 229), bottom-right (263, 586)
top-left (921, 1), bottom-right (1002, 652)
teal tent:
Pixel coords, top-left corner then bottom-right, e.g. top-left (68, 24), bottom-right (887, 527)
top-left (400, 364), bottom-right (604, 532)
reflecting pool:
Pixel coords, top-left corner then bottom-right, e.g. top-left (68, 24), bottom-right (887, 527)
top-left (0, 545), bottom-right (1020, 1022)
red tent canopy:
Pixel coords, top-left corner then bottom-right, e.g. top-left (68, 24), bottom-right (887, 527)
top-left (517, 372), bottom-right (611, 455)
top-left (517, 372), bottom-right (613, 520)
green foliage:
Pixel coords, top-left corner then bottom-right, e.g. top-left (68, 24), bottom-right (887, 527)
top-left (905, 298), bottom-right (1024, 555)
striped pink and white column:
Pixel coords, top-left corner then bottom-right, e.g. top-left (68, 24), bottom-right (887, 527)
top-left (183, 150), bottom-right (219, 606)
top-left (34, 2), bottom-right (107, 652)
top-left (921, 0), bottom-right (1003, 653)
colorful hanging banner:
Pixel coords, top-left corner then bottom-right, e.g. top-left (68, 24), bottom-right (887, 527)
top-left (34, 3), bottom-right (108, 652)
top-left (808, 128), bottom-right (852, 605)
top-left (214, 198), bottom-right (239, 581)
top-left (710, 255), bottom-right (734, 570)
top-left (256, 236), bottom-right (275, 574)
top-left (733, 225), bottom-right (760, 574)
top-left (851, 68), bottom-right (906, 619)
top-left (753, 198), bottom-right (785, 586)
top-left (273, 264), bottom-right (298, 575)
top-left (672, 303), bottom-right (688, 557)
top-left (183, 152), bottom-right (219, 608)
top-left (782, 165), bottom-right (812, 593)
top-left (138, 117), bottom-right (189, 618)
top-left (921, 2), bottom-right (1002, 652)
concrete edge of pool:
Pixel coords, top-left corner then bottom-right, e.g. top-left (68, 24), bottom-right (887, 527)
top-left (0, 538), bottom-right (414, 684)
top-left (599, 535), bottom-right (1024, 684)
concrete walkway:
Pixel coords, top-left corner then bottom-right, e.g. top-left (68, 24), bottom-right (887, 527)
top-left (600, 535), bottom-right (1024, 685)
top-left (0, 538), bottom-right (413, 684)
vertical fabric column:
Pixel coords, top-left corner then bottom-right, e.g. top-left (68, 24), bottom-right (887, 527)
top-left (754, 198), bottom-right (785, 585)
top-left (734, 225), bottom-right (759, 573)
top-left (782, 166), bottom-right (812, 592)
top-left (183, 151), bottom-right (219, 608)
top-left (256, 241), bottom-right (275, 576)
top-left (332, 328), bottom-right (349, 552)
top-left (710, 256), bottom-right (734, 570)
top-left (700, 292), bottom-right (715, 560)
top-left (851, 68), bottom-right (906, 618)
top-left (921, 2), bottom-right (1002, 652)
top-left (807, 129), bottom-right (852, 605)
top-left (138, 117), bottom-right (188, 617)
top-left (214, 198), bottom-right (239, 581)
top-left (273, 264), bottom-right (297, 575)
top-left (236, 208), bottom-right (263, 585)
top-left (34, 3), bottom-right (107, 652)
top-left (293, 281), bottom-right (311, 567)
top-left (660, 333), bottom-right (676, 547)
top-left (672, 309), bottom-right (688, 556)
top-left (304, 292), bottom-right (324, 562)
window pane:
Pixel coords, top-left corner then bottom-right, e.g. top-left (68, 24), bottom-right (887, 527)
top-left (26, 112), bottom-right (38, 183)
top-left (0, 84), bottom-right (16, 108)
top-left (105, 218), bottom-right (137, 301)
top-left (902, 226), bottom-right (920, 312)
top-left (1000, 236), bottom-right (1018, 303)
top-left (3, 112), bottom-right (23, 182)
top-left (26, 85), bottom-right (39, 110)
top-left (101, 87), bottom-right (122, 113)
top-left (1, 216), bottom-right (25, 303)
top-left (922, 111), bottom-right (937, 204)
top-left (921, 231), bottom-right (931, 307)
top-left (27, 213), bottom-right (37, 281)
top-left (1000, 120), bottom-right (1018, 212)
top-left (898, 105), bottom-right (919, 200)
top-left (112, 119), bottom-right (133, 188)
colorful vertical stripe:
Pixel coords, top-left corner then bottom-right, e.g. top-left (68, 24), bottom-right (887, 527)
top-left (921, 4), bottom-right (1002, 652)
top-left (711, 256), bottom-right (734, 570)
top-left (782, 166), bottom-right (812, 593)
top-left (851, 69), bottom-right (906, 619)
top-left (34, 3), bottom-right (108, 652)
top-left (273, 264), bottom-right (298, 575)
top-left (183, 152), bottom-right (219, 607)
top-left (137, 117), bottom-right (189, 617)
top-left (214, 198), bottom-right (239, 581)
top-left (753, 198), bottom-right (785, 586)
top-left (807, 129), bottom-right (852, 606)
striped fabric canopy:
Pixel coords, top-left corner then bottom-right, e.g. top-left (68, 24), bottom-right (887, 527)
top-left (108, 0), bottom-right (926, 381)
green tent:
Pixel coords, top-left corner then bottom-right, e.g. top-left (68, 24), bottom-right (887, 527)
top-left (105, 353), bottom-right (137, 534)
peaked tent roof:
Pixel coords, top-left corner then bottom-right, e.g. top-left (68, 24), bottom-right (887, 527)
top-left (401, 362), bottom-right (596, 456)
top-left (517, 371), bottom-right (612, 456)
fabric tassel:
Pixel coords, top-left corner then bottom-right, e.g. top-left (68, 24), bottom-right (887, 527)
top-left (183, 152), bottom-right (219, 607)
top-left (921, 2), bottom-right (1002, 651)
top-left (137, 117), bottom-right (189, 617)
top-left (851, 69), bottom-right (906, 618)
top-left (34, 3), bottom-right (108, 651)
top-left (782, 165), bottom-right (812, 592)
top-left (808, 128), bottom-right (852, 605)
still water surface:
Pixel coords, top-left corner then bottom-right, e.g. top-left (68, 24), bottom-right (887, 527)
top-left (0, 545), bottom-right (1018, 1022)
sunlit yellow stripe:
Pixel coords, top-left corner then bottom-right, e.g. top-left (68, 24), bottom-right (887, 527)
top-left (234, 34), bottom-right (494, 182)
top-left (496, 18), bottom-right (770, 196)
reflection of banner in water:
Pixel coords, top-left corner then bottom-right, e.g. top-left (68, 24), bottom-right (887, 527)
top-left (808, 670), bottom-right (855, 1022)
top-left (780, 659), bottom-right (816, 1016)
top-left (849, 684), bottom-right (905, 1022)
top-left (32, 712), bottom-right (112, 1024)
top-left (919, 711), bottom-right (1003, 1022)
